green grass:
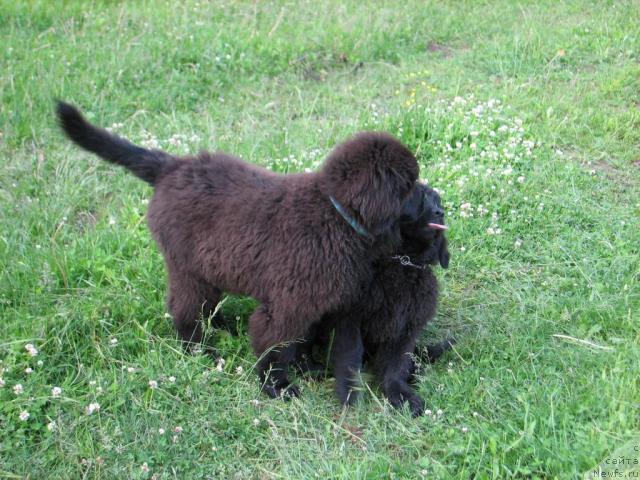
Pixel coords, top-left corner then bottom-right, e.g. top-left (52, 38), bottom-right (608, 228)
top-left (1, 0), bottom-right (639, 478)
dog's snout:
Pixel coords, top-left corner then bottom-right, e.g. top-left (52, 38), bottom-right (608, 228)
top-left (434, 207), bottom-right (444, 217)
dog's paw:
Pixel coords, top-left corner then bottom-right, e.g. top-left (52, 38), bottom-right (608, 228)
top-left (282, 383), bottom-right (301, 399)
top-left (386, 384), bottom-right (425, 417)
top-left (336, 383), bottom-right (360, 406)
top-left (262, 380), bottom-right (300, 400)
top-left (294, 355), bottom-right (327, 379)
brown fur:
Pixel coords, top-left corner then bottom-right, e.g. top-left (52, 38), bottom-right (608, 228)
top-left (56, 102), bottom-right (420, 397)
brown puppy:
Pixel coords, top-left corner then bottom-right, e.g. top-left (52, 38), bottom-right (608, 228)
top-left (56, 102), bottom-right (419, 398)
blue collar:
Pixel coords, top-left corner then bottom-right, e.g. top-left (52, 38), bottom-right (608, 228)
top-left (329, 196), bottom-right (374, 240)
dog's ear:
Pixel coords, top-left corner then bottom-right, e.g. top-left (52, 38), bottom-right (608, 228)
top-left (322, 132), bottom-right (419, 235)
top-left (438, 236), bottom-right (450, 268)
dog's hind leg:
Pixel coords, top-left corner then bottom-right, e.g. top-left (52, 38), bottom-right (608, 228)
top-left (249, 305), bottom-right (300, 399)
top-left (166, 267), bottom-right (224, 349)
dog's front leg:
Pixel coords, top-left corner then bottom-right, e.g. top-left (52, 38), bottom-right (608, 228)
top-left (371, 338), bottom-right (425, 417)
top-left (332, 321), bottom-right (364, 406)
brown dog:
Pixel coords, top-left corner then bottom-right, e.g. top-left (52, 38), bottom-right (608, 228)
top-left (57, 102), bottom-right (420, 398)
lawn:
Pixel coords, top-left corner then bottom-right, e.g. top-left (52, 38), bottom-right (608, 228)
top-left (1, 1), bottom-right (639, 478)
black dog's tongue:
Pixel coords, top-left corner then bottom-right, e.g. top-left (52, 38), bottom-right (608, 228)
top-left (427, 223), bottom-right (448, 231)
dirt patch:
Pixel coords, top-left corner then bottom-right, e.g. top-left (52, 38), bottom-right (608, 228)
top-left (426, 41), bottom-right (453, 58)
top-left (290, 50), bottom-right (361, 81)
top-left (567, 151), bottom-right (637, 190)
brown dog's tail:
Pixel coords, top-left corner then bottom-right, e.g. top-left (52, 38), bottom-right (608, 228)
top-left (56, 101), bottom-right (176, 185)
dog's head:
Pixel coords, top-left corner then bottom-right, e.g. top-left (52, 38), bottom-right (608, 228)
top-left (322, 132), bottom-right (419, 236)
top-left (398, 183), bottom-right (449, 268)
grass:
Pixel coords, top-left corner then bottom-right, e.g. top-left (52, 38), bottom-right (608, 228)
top-left (1, 0), bottom-right (639, 478)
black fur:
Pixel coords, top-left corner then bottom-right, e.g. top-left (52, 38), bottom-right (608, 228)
top-left (305, 184), bottom-right (451, 416)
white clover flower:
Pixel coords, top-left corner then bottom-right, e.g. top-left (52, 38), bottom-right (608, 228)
top-left (47, 421), bottom-right (56, 431)
top-left (51, 386), bottom-right (62, 397)
top-left (148, 380), bottom-right (158, 389)
top-left (253, 418), bottom-right (260, 426)
top-left (127, 367), bottom-right (136, 373)
top-left (235, 366), bottom-right (244, 375)
top-left (25, 367), bottom-right (33, 374)
top-left (215, 358), bottom-right (225, 372)
top-left (168, 376), bottom-right (176, 383)
top-left (436, 409), bottom-right (444, 416)
top-left (19, 410), bottom-right (30, 421)
top-left (425, 409), bottom-right (433, 416)
top-left (86, 402), bottom-right (101, 415)
top-left (25, 344), bottom-right (38, 357)
top-left (461, 426), bottom-right (469, 433)
top-left (158, 428), bottom-right (165, 435)
top-left (13, 384), bottom-right (23, 395)
top-left (173, 426), bottom-right (183, 434)
top-left (517, 176), bottom-right (525, 183)
top-left (0, 377), bottom-right (4, 387)
top-left (141, 463), bottom-right (150, 473)
top-left (487, 227), bottom-right (496, 235)
top-left (514, 239), bottom-right (523, 248)
top-left (109, 337), bottom-right (118, 345)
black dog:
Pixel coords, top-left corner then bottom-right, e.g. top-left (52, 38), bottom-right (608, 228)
top-left (56, 101), bottom-right (421, 399)
top-left (300, 184), bottom-right (450, 416)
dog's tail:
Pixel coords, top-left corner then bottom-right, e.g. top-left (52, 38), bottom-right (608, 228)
top-left (56, 101), bottom-right (176, 185)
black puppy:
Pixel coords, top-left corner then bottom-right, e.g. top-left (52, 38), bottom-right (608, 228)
top-left (301, 183), bottom-right (450, 416)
